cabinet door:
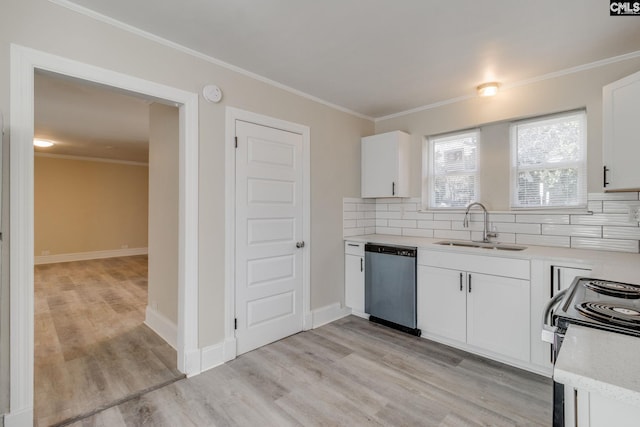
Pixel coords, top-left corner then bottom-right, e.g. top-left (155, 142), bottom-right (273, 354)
top-left (551, 265), bottom-right (591, 296)
top-left (361, 131), bottom-right (410, 198)
top-left (345, 254), bottom-right (365, 316)
top-left (417, 266), bottom-right (466, 343)
top-left (467, 273), bottom-right (530, 362)
top-left (603, 70), bottom-right (640, 191)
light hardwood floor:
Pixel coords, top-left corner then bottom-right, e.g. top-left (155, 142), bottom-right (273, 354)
top-left (71, 316), bottom-right (552, 426)
top-left (34, 256), bottom-right (183, 427)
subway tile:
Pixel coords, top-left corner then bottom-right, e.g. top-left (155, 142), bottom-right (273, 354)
top-left (571, 237), bottom-right (639, 253)
top-left (343, 203), bottom-right (358, 212)
top-left (433, 213), bottom-right (466, 221)
top-left (357, 203), bottom-right (376, 212)
top-left (376, 198), bottom-right (403, 204)
top-left (343, 219), bottom-right (357, 228)
top-left (516, 214), bottom-right (570, 224)
top-left (375, 204), bottom-right (389, 212)
top-left (541, 224), bottom-right (602, 238)
top-left (493, 222), bottom-right (541, 234)
top-left (357, 219), bottom-right (375, 228)
top-left (587, 201), bottom-right (603, 213)
top-left (364, 227), bottom-right (376, 235)
top-left (402, 228), bottom-right (434, 238)
top-left (483, 232), bottom-right (516, 244)
top-left (602, 201), bottom-right (640, 214)
top-left (516, 234), bottom-right (571, 248)
top-left (376, 211), bottom-right (403, 220)
top-left (588, 192), bottom-right (639, 201)
top-left (388, 202), bottom-right (418, 212)
top-left (388, 219), bottom-right (417, 228)
top-left (418, 220), bottom-right (451, 230)
top-left (365, 211), bottom-right (376, 219)
top-left (343, 228), bottom-right (365, 237)
top-left (451, 221), bottom-right (485, 231)
top-left (375, 227), bottom-right (402, 236)
top-left (375, 219), bottom-right (388, 227)
top-left (570, 213), bottom-right (637, 226)
top-left (489, 214), bottom-right (516, 223)
top-left (434, 229), bottom-right (471, 240)
top-left (405, 197), bottom-right (422, 204)
top-left (343, 211), bottom-right (366, 220)
top-left (603, 226), bottom-right (640, 240)
top-left (402, 211), bottom-right (435, 220)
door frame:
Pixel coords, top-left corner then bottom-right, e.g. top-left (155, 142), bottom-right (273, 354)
top-left (224, 107), bottom-right (311, 361)
top-left (8, 44), bottom-right (200, 425)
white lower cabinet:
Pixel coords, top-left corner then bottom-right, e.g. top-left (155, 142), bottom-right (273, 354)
top-left (344, 241), bottom-right (366, 317)
top-left (565, 389), bottom-right (640, 427)
top-left (418, 250), bottom-right (531, 364)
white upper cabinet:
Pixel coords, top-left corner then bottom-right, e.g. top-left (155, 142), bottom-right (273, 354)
top-left (603, 70), bottom-right (640, 191)
top-left (361, 131), bottom-right (410, 198)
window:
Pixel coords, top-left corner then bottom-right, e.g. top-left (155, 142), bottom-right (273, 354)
top-left (427, 130), bottom-right (479, 208)
top-left (510, 110), bottom-right (587, 209)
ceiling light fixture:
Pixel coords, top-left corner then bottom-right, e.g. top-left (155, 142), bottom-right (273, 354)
top-left (477, 82), bottom-right (500, 97)
top-left (33, 139), bottom-right (55, 148)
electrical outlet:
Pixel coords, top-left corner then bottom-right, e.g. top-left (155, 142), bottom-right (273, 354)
top-left (629, 206), bottom-right (640, 223)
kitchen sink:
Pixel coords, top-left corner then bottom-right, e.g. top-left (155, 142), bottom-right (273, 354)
top-left (434, 240), bottom-right (527, 251)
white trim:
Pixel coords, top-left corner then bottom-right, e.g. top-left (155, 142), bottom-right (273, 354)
top-left (48, 0), bottom-right (372, 122)
top-left (9, 44), bottom-right (200, 425)
top-left (311, 302), bottom-right (351, 329)
top-left (376, 49), bottom-right (640, 122)
top-left (34, 152), bottom-right (149, 166)
top-left (3, 408), bottom-right (32, 427)
top-left (144, 305), bottom-right (177, 350)
top-left (200, 342), bottom-right (226, 373)
top-left (224, 107), bottom-right (312, 361)
top-left (34, 247), bottom-right (148, 265)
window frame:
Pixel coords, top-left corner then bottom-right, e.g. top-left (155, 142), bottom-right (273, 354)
top-left (425, 129), bottom-right (481, 210)
top-left (509, 110), bottom-right (587, 210)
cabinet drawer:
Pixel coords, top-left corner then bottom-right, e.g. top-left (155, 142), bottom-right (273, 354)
top-left (344, 241), bottom-right (365, 256)
top-left (419, 250), bottom-right (530, 280)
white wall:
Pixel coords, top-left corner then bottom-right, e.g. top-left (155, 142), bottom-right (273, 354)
top-left (0, 0), bottom-right (374, 413)
top-left (375, 57), bottom-right (640, 210)
top-left (148, 103), bottom-right (179, 324)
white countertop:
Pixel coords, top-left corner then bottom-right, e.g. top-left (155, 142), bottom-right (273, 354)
top-left (554, 324), bottom-right (640, 406)
top-left (346, 234), bottom-right (640, 285)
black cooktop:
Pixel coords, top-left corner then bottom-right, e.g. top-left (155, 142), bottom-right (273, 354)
top-left (554, 277), bottom-right (640, 337)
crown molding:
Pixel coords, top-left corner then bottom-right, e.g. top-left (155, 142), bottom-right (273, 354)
top-left (34, 152), bottom-right (148, 166)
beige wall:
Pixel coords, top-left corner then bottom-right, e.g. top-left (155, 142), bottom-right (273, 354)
top-left (148, 103), bottom-right (179, 324)
top-left (0, 0), bottom-right (373, 409)
top-left (375, 58), bottom-right (640, 210)
top-left (34, 155), bottom-right (149, 255)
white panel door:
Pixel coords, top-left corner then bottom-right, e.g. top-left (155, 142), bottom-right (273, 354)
top-left (345, 254), bottom-right (365, 316)
top-left (235, 120), bottom-right (304, 355)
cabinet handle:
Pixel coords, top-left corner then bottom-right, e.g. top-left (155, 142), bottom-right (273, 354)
top-left (360, 257), bottom-right (363, 272)
top-left (459, 272), bottom-right (463, 291)
top-left (392, 181), bottom-right (396, 196)
top-left (557, 268), bottom-right (561, 293)
top-left (604, 165), bottom-right (610, 188)
top-left (468, 274), bottom-right (472, 293)
top-left (347, 243), bottom-right (359, 247)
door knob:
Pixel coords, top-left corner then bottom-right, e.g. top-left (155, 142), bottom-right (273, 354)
top-left (296, 241), bottom-right (305, 248)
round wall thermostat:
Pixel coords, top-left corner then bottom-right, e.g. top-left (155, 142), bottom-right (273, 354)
top-left (202, 85), bottom-right (223, 103)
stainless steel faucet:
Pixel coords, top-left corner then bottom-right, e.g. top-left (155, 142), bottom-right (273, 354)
top-left (463, 202), bottom-right (497, 243)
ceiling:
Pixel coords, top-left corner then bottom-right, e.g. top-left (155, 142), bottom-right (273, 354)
top-left (61, 0), bottom-right (640, 119)
top-left (34, 71), bottom-right (151, 163)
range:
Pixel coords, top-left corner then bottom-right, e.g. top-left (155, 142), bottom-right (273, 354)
top-left (542, 277), bottom-right (640, 426)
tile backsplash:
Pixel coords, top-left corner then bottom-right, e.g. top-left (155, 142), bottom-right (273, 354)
top-left (343, 193), bottom-right (640, 253)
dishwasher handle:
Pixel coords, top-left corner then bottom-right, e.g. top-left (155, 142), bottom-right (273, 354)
top-left (541, 289), bottom-right (567, 344)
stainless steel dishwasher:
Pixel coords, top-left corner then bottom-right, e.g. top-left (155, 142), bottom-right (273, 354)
top-left (365, 243), bottom-right (420, 336)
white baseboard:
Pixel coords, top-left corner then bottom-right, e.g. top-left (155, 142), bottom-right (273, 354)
top-left (201, 342), bottom-right (226, 373)
top-left (144, 306), bottom-right (177, 350)
top-left (223, 337), bottom-right (237, 363)
top-left (34, 247), bottom-right (148, 265)
top-left (4, 407), bottom-right (32, 427)
top-left (312, 302), bottom-right (351, 328)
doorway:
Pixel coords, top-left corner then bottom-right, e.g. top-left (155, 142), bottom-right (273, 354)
top-left (8, 45), bottom-right (199, 425)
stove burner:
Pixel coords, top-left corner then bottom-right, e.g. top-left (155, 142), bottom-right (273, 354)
top-left (575, 302), bottom-right (640, 329)
top-left (583, 280), bottom-right (640, 299)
